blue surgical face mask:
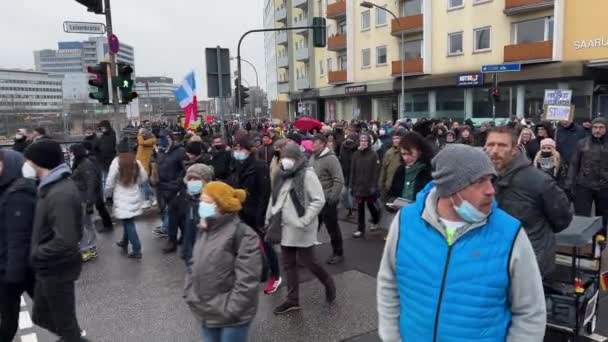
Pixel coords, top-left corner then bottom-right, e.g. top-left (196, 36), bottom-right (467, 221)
top-left (451, 194), bottom-right (488, 224)
top-left (198, 201), bottom-right (217, 219)
top-left (233, 150), bottom-right (249, 161)
top-left (187, 180), bottom-right (203, 195)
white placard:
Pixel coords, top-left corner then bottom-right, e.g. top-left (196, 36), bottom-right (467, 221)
top-left (544, 89), bottom-right (573, 106)
top-left (545, 105), bottom-right (572, 122)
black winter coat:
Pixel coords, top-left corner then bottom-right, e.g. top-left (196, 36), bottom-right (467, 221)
top-left (229, 154), bottom-right (271, 230)
top-left (339, 142), bottom-right (357, 185)
top-left (495, 150), bottom-right (573, 277)
top-left (210, 148), bottom-right (232, 181)
top-left (31, 169), bottom-right (83, 279)
top-left (350, 147), bottom-right (380, 197)
top-left (557, 123), bottom-right (587, 163)
top-left (387, 163), bottom-right (432, 200)
top-left (12, 139), bottom-right (29, 153)
top-left (567, 135), bottom-right (608, 191)
top-left (157, 143), bottom-right (186, 193)
top-left (71, 157), bottom-right (99, 206)
top-left (0, 178), bottom-right (37, 284)
top-left (98, 129), bottom-right (117, 171)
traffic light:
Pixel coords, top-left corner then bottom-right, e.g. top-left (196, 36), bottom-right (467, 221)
top-left (75, 0), bottom-right (103, 14)
top-left (312, 17), bottom-right (327, 48)
top-left (88, 62), bottom-right (110, 105)
top-left (234, 77), bottom-right (250, 109)
top-left (114, 63), bottom-right (138, 104)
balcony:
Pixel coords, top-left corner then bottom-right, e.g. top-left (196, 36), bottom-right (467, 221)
top-left (293, 17), bottom-right (309, 34)
top-left (276, 6), bottom-right (287, 21)
top-left (327, 33), bottom-right (347, 51)
top-left (293, 0), bottom-right (308, 9)
top-left (277, 55), bottom-right (289, 68)
top-left (297, 77), bottom-right (311, 90)
top-left (504, 40), bottom-right (553, 63)
top-left (504, 0), bottom-right (554, 15)
top-left (391, 58), bottom-right (424, 75)
top-left (295, 47), bottom-right (309, 61)
top-left (276, 31), bottom-right (288, 45)
top-left (278, 81), bottom-right (289, 94)
top-left (391, 14), bottom-right (423, 36)
top-left (327, 0), bottom-right (346, 19)
top-left (328, 70), bottom-right (347, 84)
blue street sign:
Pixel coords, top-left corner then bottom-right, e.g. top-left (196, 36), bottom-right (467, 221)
top-left (481, 63), bottom-right (521, 73)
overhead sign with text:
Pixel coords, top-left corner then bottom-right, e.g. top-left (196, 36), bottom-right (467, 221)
top-left (63, 21), bottom-right (106, 34)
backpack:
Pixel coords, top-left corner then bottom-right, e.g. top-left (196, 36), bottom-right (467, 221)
top-left (232, 222), bottom-right (269, 283)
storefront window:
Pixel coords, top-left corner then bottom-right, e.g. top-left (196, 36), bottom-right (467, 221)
top-left (472, 87), bottom-right (510, 119)
top-left (403, 92), bottom-right (427, 118)
top-left (524, 83), bottom-right (557, 121)
top-left (376, 97), bottom-right (397, 122)
top-left (436, 88), bottom-right (464, 119)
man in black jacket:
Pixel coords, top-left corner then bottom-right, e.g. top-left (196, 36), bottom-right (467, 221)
top-left (157, 129), bottom-right (186, 253)
top-left (97, 120), bottom-right (117, 179)
top-left (486, 126), bottom-right (573, 278)
top-left (0, 150), bottom-right (37, 342)
top-left (567, 117), bottom-right (608, 227)
top-left (24, 140), bottom-right (89, 342)
top-left (209, 134), bottom-right (232, 181)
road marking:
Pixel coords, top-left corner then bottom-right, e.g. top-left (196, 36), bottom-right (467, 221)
top-left (21, 295), bottom-right (26, 307)
top-left (587, 333), bottom-right (608, 341)
top-left (19, 311), bottom-right (33, 330)
top-left (21, 333), bottom-right (38, 342)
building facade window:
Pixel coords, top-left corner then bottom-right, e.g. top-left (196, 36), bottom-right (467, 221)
top-left (448, 0), bottom-right (464, 10)
top-left (376, 46), bottom-right (388, 65)
top-left (473, 26), bottom-right (491, 52)
top-left (361, 10), bottom-right (371, 31)
top-left (376, 6), bottom-right (387, 26)
top-left (327, 58), bottom-right (333, 72)
top-left (448, 32), bottom-right (463, 55)
top-left (401, 0), bottom-right (423, 16)
top-left (473, 0), bottom-right (492, 4)
top-left (362, 48), bottom-right (371, 68)
top-left (436, 88), bottom-right (465, 119)
top-left (403, 92), bottom-right (428, 118)
top-left (400, 40), bottom-right (422, 59)
top-left (338, 54), bottom-right (347, 70)
top-left (511, 17), bottom-right (554, 44)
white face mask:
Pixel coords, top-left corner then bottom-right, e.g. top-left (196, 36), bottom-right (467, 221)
top-left (281, 158), bottom-right (295, 170)
top-left (22, 163), bottom-right (37, 179)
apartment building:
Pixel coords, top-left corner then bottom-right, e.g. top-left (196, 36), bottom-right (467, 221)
top-left (266, 0), bottom-right (608, 121)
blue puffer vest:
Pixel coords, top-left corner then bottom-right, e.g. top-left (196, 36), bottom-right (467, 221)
top-left (396, 184), bottom-right (521, 342)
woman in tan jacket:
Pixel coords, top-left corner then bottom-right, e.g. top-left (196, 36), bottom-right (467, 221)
top-left (135, 128), bottom-right (156, 175)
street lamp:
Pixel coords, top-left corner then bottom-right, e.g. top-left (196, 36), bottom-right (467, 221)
top-left (231, 57), bottom-right (259, 88)
top-left (360, 1), bottom-right (405, 119)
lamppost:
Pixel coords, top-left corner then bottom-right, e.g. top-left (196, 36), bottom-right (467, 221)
top-left (231, 57), bottom-right (259, 88)
top-left (360, 1), bottom-right (405, 118)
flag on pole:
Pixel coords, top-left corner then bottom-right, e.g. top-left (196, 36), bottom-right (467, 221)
top-left (174, 71), bottom-right (198, 128)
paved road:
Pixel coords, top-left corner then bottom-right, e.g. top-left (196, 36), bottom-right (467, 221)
top-left (11, 209), bottom-right (608, 342)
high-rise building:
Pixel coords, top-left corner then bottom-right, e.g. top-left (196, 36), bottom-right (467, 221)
top-left (265, 0), bottom-right (608, 122)
top-left (0, 68), bottom-right (63, 114)
top-left (264, 0), bottom-right (279, 103)
top-left (134, 76), bottom-right (180, 116)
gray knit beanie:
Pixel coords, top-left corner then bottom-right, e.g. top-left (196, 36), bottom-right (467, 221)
top-left (184, 163), bottom-right (214, 184)
top-left (431, 144), bottom-right (496, 197)
top-left (592, 116), bottom-right (607, 128)
top-left (282, 143), bottom-right (303, 160)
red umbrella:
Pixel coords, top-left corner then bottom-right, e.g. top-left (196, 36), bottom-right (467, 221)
top-left (293, 117), bottom-right (322, 132)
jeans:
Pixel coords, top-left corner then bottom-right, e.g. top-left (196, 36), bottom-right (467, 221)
top-left (0, 278), bottom-right (35, 342)
top-left (281, 246), bottom-right (334, 305)
top-left (121, 218), bottom-right (142, 254)
top-left (79, 207), bottom-right (97, 251)
top-left (318, 202), bottom-right (343, 256)
top-left (201, 322), bottom-right (251, 342)
top-left (357, 196), bottom-right (380, 233)
top-left (341, 186), bottom-right (354, 210)
top-left (32, 276), bottom-right (81, 341)
top-left (141, 181), bottom-right (154, 202)
top-left (574, 185), bottom-right (608, 229)
top-left (161, 207), bottom-right (169, 234)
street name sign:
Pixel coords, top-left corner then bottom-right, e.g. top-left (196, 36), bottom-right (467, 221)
top-left (481, 63), bottom-right (521, 73)
top-left (63, 21), bottom-right (106, 34)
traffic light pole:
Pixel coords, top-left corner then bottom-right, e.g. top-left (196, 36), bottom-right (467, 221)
top-left (237, 25), bottom-right (324, 119)
top-left (104, 0), bottom-right (121, 130)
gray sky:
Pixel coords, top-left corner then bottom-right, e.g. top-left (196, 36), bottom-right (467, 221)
top-left (0, 0), bottom-right (267, 99)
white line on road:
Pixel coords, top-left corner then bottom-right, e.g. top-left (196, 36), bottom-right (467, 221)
top-left (18, 311), bottom-right (33, 330)
top-left (20, 295), bottom-right (26, 307)
top-left (587, 333), bottom-right (608, 341)
top-left (21, 333), bottom-right (38, 342)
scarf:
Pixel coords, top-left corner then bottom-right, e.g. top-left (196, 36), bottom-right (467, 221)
top-left (271, 158), bottom-right (307, 206)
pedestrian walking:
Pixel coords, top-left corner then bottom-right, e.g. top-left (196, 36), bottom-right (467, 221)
top-left (0, 150), bottom-right (36, 342)
top-left (567, 117), bottom-right (608, 227)
top-left (136, 127), bottom-right (156, 206)
top-left (209, 135), bottom-right (232, 182)
top-left (486, 126), bottom-right (573, 278)
top-left (97, 120), bottom-right (117, 184)
top-left (184, 181), bottom-right (261, 342)
top-left (378, 129), bottom-right (406, 198)
top-left (12, 129), bottom-right (30, 153)
top-left (105, 140), bottom-right (148, 259)
top-left (268, 144), bottom-right (336, 314)
top-left (310, 134), bottom-right (345, 264)
top-left (350, 133), bottom-right (381, 238)
top-left (269, 138), bottom-right (287, 186)
top-left (377, 144), bottom-right (546, 341)
top-left (387, 132), bottom-right (434, 202)
top-left (24, 140), bottom-right (89, 342)
top-left (69, 144), bottom-right (99, 262)
top-left (339, 133), bottom-right (358, 218)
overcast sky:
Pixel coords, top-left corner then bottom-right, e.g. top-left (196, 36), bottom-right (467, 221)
top-left (0, 0), bottom-right (267, 99)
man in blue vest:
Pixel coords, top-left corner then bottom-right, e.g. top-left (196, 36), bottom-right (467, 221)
top-left (377, 144), bottom-right (546, 342)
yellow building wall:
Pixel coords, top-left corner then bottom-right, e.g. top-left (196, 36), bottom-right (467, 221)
top-left (352, 2), bottom-right (399, 82)
top-left (563, 0), bottom-right (608, 61)
top-left (431, 0), bottom-right (553, 74)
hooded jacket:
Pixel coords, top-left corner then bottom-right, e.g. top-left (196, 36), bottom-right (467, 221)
top-left (30, 164), bottom-right (82, 279)
top-left (309, 147), bottom-right (344, 204)
top-left (156, 142), bottom-right (186, 193)
top-left (229, 154), bottom-right (271, 230)
top-left (495, 150), bottom-right (573, 277)
top-left (567, 134), bottom-right (608, 191)
top-left (0, 150), bottom-right (37, 284)
top-left (184, 214), bottom-right (260, 328)
top-left (98, 120), bottom-right (117, 171)
top-left (71, 156), bottom-right (99, 206)
top-left (339, 137), bottom-right (357, 185)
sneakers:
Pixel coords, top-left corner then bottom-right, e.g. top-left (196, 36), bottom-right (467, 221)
top-left (273, 302), bottom-right (301, 315)
top-left (162, 241), bottom-right (177, 254)
top-left (116, 240), bottom-right (128, 253)
top-left (152, 227), bottom-right (168, 237)
top-left (369, 223), bottom-right (379, 232)
top-left (128, 252), bottom-right (142, 259)
top-left (81, 250), bottom-right (97, 262)
top-left (264, 276), bottom-right (282, 294)
top-left (326, 255), bottom-right (344, 265)
top-left (352, 231), bottom-right (364, 238)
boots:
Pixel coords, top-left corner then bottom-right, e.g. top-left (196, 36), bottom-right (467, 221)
top-left (162, 241), bottom-right (177, 254)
